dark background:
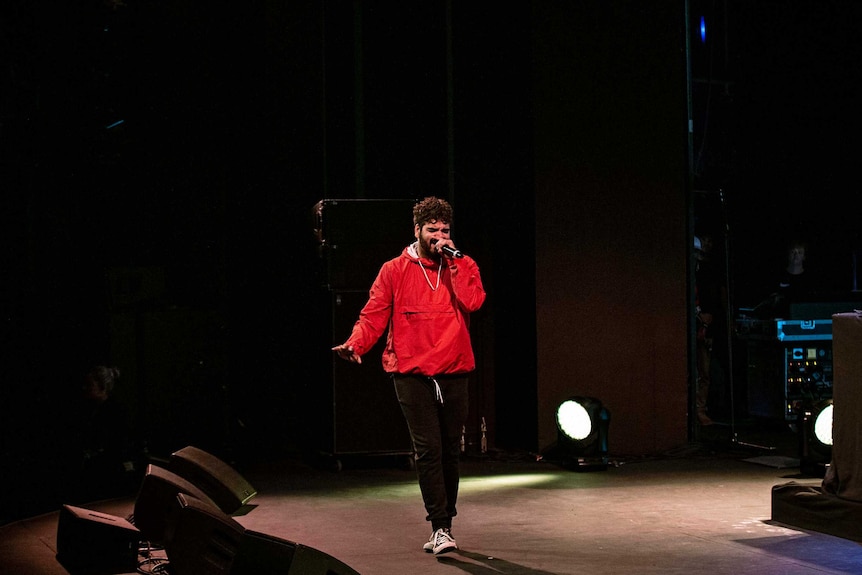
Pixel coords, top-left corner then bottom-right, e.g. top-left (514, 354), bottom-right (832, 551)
top-left (3, 1), bottom-right (862, 522)
top-left (691, 0), bottom-right (862, 304)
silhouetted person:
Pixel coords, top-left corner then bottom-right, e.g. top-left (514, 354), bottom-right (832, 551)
top-left (694, 232), bottom-right (726, 426)
top-left (775, 238), bottom-right (819, 316)
top-left (751, 238), bottom-right (818, 319)
top-left (68, 365), bottom-right (141, 502)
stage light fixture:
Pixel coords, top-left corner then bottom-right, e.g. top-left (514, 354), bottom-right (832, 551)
top-left (552, 396), bottom-right (610, 471)
top-left (799, 399), bottom-right (833, 478)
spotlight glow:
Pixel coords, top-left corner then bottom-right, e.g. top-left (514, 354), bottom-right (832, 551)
top-left (813, 404), bottom-right (833, 446)
top-left (461, 474), bottom-right (560, 492)
top-left (556, 400), bottom-right (592, 441)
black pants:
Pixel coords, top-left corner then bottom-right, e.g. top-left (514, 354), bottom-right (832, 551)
top-left (393, 374), bottom-right (469, 530)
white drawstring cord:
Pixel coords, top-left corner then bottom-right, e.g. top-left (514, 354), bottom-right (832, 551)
top-left (431, 377), bottom-right (443, 405)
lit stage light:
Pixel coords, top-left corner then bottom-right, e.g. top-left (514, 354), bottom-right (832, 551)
top-left (799, 399), bottom-right (833, 478)
top-left (546, 397), bottom-right (610, 471)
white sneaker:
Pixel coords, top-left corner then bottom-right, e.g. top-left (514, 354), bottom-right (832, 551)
top-left (423, 528), bottom-right (457, 555)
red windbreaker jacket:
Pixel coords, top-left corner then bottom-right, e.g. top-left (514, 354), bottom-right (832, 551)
top-left (344, 243), bottom-right (486, 376)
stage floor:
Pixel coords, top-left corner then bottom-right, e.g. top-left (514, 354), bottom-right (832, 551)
top-left (3, 424), bottom-right (861, 575)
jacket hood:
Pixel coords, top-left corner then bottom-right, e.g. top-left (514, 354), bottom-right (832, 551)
top-left (406, 242), bottom-right (420, 259)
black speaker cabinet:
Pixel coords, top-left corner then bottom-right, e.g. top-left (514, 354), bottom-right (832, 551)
top-left (230, 529), bottom-right (361, 575)
top-left (167, 445), bottom-right (257, 515)
top-left (314, 289), bottom-right (413, 459)
top-left (309, 199), bottom-right (417, 464)
top-left (313, 198), bottom-right (416, 290)
top-left (133, 463), bottom-right (217, 545)
top-left (56, 504), bottom-right (141, 571)
top-left (163, 493), bottom-right (245, 575)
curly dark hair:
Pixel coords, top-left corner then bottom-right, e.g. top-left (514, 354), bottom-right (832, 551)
top-left (413, 196), bottom-right (453, 227)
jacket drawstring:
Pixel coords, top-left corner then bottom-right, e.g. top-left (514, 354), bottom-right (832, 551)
top-left (430, 377), bottom-right (443, 405)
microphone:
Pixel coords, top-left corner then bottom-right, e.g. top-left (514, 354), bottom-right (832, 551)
top-left (440, 245), bottom-right (464, 259)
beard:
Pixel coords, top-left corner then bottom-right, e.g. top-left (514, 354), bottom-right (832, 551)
top-left (418, 236), bottom-right (442, 260)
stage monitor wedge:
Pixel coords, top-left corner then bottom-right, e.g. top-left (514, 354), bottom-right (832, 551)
top-left (133, 463), bottom-right (217, 545)
top-left (231, 529), bottom-right (362, 575)
top-left (56, 504), bottom-right (141, 572)
top-left (168, 445), bottom-right (258, 515)
top-left (163, 493), bottom-right (245, 575)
